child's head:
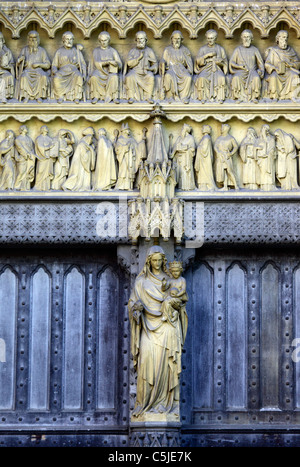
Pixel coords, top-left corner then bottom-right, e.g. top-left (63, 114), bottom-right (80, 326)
top-left (169, 261), bottom-right (183, 279)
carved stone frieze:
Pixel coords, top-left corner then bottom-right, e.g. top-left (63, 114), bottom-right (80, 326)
top-left (0, 200), bottom-right (299, 246)
top-left (0, 2), bottom-right (300, 41)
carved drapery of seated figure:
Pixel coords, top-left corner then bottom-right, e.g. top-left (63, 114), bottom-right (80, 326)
top-left (52, 31), bottom-right (87, 104)
top-left (16, 31), bottom-right (51, 103)
top-left (88, 31), bottom-right (122, 105)
top-left (124, 31), bottom-right (158, 104)
top-left (0, 32), bottom-right (14, 104)
top-left (160, 30), bottom-right (193, 104)
top-left (14, 125), bottom-right (36, 191)
top-left (229, 29), bottom-right (264, 103)
top-left (194, 30), bottom-right (228, 104)
top-left (264, 30), bottom-right (300, 102)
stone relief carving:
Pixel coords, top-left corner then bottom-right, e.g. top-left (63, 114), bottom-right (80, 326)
top-left (62, 127), bottom-right (96, 191)
top-left (229, 29), bottom-right (264, 104)
top-left (123, 31), bottom-right (158, 104)
top-left (0, 130), bottom-right (15, 190)
top-left (264, 30), bottom-right (300, 102)
top-left (14, 125), bottom-right (35, 190)
top-left (51, 31), bottom-right (86, 104)
top-left (160, 30), bottom-right (193, 104)
top-left (214, 124), bottom-right (239, 191)
top-left (194, 29), bottom-right (228, 104)
top-left (87, 31), bottom-right (122, 105)
top-left (128, 245), bottom-right (188, 422)
top-left (0, 32), bottom-right (14, 104)
top-left (0, 24), bottom-right (300, 105)
top-left (1, 119), bottom-right (300, 193)
top-left (16, 31), bottom-right (51, 103)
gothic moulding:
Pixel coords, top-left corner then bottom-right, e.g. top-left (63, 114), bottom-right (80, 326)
top-left (2, 2), bottom-right (300, 41)
top-left (0, 2), bottom-right (299, 123)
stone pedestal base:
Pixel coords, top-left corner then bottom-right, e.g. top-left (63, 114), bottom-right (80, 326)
top-left (129, 421), bottom-right (182, 447)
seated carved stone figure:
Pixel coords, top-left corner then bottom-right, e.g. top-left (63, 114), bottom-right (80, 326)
top-left (124, 31), bottom-right (158, 104)
top-left (194, 29), bottom-right (228, 104)
top-left (264, 30), bottom-right (300, 102)
top-left (88, 31), bottom-right (122, 104)
top-left (52, 31), bottom-right (86, 103)
top-left (0, 32), bottom-right (14, 104)
top-left (16, 31), bottom-right (51, 103)
top-left (160, 30), bottom-right (193, 104)
top-left (229, 29), bottom-right (264, 103)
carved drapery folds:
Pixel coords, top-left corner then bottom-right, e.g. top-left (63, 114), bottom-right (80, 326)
top-left (2, 118), bottom-right (300, 195)
top-left (0, 14), bottom-right (300, 105)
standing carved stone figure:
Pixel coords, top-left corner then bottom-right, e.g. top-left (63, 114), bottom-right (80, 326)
top-left (128, 245), bottom-right (188, 420)
top-left (124, 31), bottom-right (158, 104)
top-left (0, 130), bottom-right (15, 190)
top-left (16, 31), bottom-right (51, 103)
top-left (194, 29), bottom-right (228, 103)
top-left (88, 31), bottom-right (122, 104)
top-left (93, 128), bottom-right (117, 191)
top-left (160, 30), bottom-right (193, 104)
top-left (264, 30), bottom-right (300, 102)
top-left (52, 32), bottom-right (86, 103)
top-left (14, 125), bottom-right (36, 191)
top-left (114, 124), bottom-right (145, 190)
top-left (194, 124), bottom-right (216, 191)
top-left (214, 124), bottom-right (239, 190)
top-left (239, 127), bottom-right (259, 190)
top-left (229, 29), bottom-right (264, 103)
top-left (34, 125), bottom-right (56, 191)
top-left (256, 124), bottom-right (276, 191)
top-left (0, 32), bottom-right (14, 103)
top-left (169, 123), bottom-right (196, 190)
top-left (62, 127), bottom-right (96, 191)
top-left (274, 129), bottom-right (299, 190)
top-left (52, 130), bottom-right (75, 190)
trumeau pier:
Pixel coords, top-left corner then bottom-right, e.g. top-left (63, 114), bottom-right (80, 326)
top-left (1, 0), bottom-right (300, 448)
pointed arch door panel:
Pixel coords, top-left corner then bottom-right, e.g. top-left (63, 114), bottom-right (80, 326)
top-left (182, 251), bottom-right (298, 426)
top-left (0, 247), bottom-right (129, 430)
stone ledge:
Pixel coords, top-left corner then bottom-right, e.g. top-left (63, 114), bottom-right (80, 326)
top-left (0, 199), bottom-right (298, 246)
top-left (1, 101), bottom-right (300, 123)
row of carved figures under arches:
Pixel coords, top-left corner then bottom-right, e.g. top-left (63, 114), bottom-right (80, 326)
top-left (1, 119), bottom-right (300, 193)
top-left (0, 28), bottom-right (300, 104)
